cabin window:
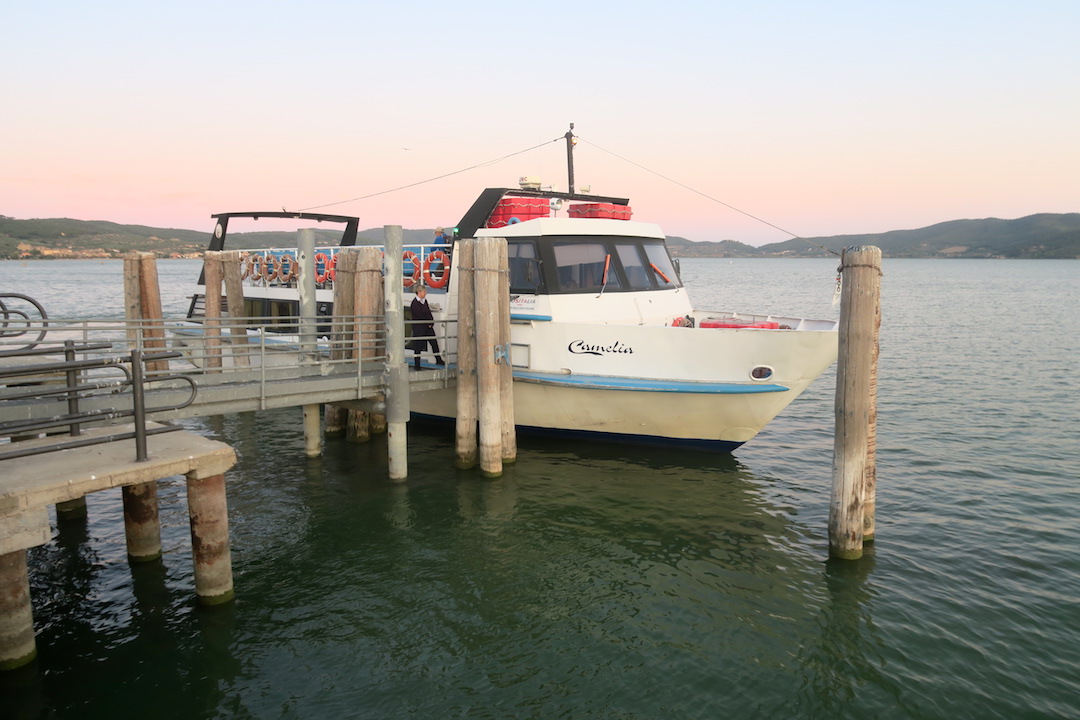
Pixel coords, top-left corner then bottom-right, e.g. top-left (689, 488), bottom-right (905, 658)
top-left (616, 243), bottom-right (651, 289)
top-left (508, 241), bottom-right (542, 293)
top-left (643, 243), bottom-right (682, 288)
top-left (553, 242), bottom-right (612, 292)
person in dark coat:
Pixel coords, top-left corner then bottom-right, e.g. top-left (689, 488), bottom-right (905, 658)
top-left (409, 285), bottom-right (443, 369)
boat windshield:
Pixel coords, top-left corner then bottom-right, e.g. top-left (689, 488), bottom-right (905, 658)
top-left (507, 236), bottom-right (682, 294)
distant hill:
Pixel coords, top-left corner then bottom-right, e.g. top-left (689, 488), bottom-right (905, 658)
top-left (2, 213), bottom-right (1078, 259)
top-left (754, 213), bottom-right (1080, 259)
top-left (0, 215), bottom-right (439, 259)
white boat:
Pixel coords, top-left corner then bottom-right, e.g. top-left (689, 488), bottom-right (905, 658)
top-left (179, 137), bottom-right (838, 451)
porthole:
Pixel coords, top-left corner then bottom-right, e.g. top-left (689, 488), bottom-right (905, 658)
top-left (750, 365), bottom-right (774, 381)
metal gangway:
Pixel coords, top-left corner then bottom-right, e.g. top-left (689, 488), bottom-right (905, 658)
top-left (0, 295), bottom-right (456, 439)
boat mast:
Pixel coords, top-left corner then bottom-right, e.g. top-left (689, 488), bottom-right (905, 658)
top-left (564, 123), bottom-right (575, 195)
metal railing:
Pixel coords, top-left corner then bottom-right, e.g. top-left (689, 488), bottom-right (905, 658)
top-left (0, 292), bottom-right (49, 355)
top-left (0, 340), bottom-right (197, 462)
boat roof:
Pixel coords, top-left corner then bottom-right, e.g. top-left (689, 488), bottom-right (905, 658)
top-left (456, 188), bottom-right (630, 240)
top-left (207, 211), bottom-right (360, 251)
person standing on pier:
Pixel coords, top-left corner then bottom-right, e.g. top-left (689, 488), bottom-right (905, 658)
top-left (409, 285), bottom-right (444, 369)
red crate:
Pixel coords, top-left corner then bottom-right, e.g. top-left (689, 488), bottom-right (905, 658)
top-left (567, 202), bottom-right (633, 220)
top-left (486, 197), bottom-right (550, 228)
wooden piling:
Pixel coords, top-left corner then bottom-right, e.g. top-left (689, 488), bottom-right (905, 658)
top-left (496, 239), bottom-right (517, 463)
top-left (326, 250), bottom-right (358, 438)
top-left (0, 550), bottom-right (36, 671)
top-left (358, 247), bottom-right (386, 434)
top-left (136, 253), bottom-right (169, 374)
top-left (829, 246), bottom-right (882, 560)
top-left (454, 239), bottom-right (478, 469)
top-left (185, 472), bottom-right (234, 605)
top-left (221, 250), bottom-right (251, 367)
top-left (474, 238), bottom-right (503, 478)
top-left (120, 253), bottom-right (164, 555)
top-left (203, 251), bottom-right (224, 371)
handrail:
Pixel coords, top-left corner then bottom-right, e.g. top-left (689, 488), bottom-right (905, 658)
top-left (0, 342), bottom-right (196, 462)
top-left (0, 292), bottom-right (49, 354)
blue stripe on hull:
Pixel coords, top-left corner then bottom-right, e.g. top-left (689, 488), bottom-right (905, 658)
top-left (512, 369), bottom-right (787, 394)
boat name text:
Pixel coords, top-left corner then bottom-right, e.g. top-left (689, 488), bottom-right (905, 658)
top-left (568, 340), bottom-right (634, 356)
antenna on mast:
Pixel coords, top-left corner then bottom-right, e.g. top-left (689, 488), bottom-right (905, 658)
top-left (564, 123), bottom-right (576, 195)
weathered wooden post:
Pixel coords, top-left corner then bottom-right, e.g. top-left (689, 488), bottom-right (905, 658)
top-left (455, 239), bottom-right (478, 469)
top-left (474, 237), bottom-right (503, 478)
top-left (221, 250), bottom-right (251, 367)
top-left (829, 246), bottom-right (882, 560)
top-left (326, 250), bottom-right (357, 439)
top-left (384, 225), bottom-right (410, 481)
top-left (297, 229), bottom-right (321, 458)
top-left (203, 251), bottom-right (224, 371)
top-left (496, 239), bottom-right (517, 463)
top-left (120, 253), bottom-right (163, 560)
top-left (358, 247), bottom-right (386, 434)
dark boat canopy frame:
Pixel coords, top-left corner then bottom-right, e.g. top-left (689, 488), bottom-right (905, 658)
top-left (206, 211), bottom-right (361, 252)
top-left (455, 188), bottom-right (630, 240)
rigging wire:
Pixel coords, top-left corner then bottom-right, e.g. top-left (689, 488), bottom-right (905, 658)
top-left (297, 137), bottom-right (562, 213)
top-left (577, 137), bottom-right (841, 257)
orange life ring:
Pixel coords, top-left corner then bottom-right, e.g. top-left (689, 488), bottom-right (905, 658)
top-left (314, 252), bottom-right (331, 283)
top-left (266, 255), bottom-right (281, 282)
top-left (277, 254), bottom-right (296, 284)
top-left (402, 251), bottom-right (421, 287)
top-left (240, 252), bottom-right (252, 279)
top-left (248, 253), bottom-right (264, 281)
top-left (423, 250), bottom-right (451, 288)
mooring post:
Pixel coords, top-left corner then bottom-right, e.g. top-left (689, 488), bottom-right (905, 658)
top-left (222, 250), bottom-right (251, 367)
top-left (829, 245), bottom-right (882, 560)
top-left (0, 550), bottom-right (36, 671)
top-left (864, 294), bottom-right (881, 542)
top-left (203, 251), bottom-right (224, 371)
top-left (358, 247), bottom-right (386, 434)
top-left (120, 252), bottom-right (162, 551)
top-left (474, 237), bottom-right (503, 478)
top-left (384, 225), bottom-right (410, 481)
top-left (326, 250), bottom-right (358, 439)
top-left (454, 239), bottom-right (478, 469)
top-left (297, 229), bottom-right (321, 458)
top-left (185, 472), bottom-right (234, 605)
top-left (496, 239), bottom-right (517, 463)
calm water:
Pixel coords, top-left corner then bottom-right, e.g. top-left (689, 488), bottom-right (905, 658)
top-left (1, 258), bottom-right (1078, 719)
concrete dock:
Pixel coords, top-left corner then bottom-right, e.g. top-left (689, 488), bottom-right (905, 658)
top-left (0, 422), bottom-right (237, 670)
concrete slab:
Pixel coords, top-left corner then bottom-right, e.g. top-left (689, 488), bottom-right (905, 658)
top-left (0, 422), bottom-right (236, 520)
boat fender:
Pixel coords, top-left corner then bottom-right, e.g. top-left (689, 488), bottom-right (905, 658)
top-left (423, 250), bottom-right (451, 288)
top-left (402, 251), bottom-right (422, 287)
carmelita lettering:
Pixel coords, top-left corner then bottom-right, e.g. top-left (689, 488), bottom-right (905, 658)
top-left (568, 340), bottom-right (634, 356)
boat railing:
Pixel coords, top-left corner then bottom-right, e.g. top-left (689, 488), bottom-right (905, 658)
top-left (226, 243), bottom-right (453, 292)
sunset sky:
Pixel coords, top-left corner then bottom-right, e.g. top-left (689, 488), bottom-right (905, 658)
top-left (4, 1), bottom-right (1078, 245)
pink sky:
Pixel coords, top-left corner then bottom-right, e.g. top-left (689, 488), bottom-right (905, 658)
top-left (4, 1), bottom-right (1078, 246)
